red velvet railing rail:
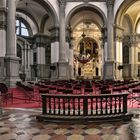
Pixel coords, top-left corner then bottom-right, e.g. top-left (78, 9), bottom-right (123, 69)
top-left (37, 93), bottom-right (132, 122)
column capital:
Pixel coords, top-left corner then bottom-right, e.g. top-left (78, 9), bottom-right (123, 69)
top-left (106, 0), bottom-right (115, 7)
top-left (58, 0), bottom-right (66, 7)
top-left (130, 34), bottom-right (140, 46)
top-left (123, 35), bottom-right (131, 47)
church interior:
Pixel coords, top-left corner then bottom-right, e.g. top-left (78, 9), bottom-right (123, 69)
top-left (0, 0), bottom-right (140, 139)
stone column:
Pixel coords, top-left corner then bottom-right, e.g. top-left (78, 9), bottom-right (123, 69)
top-left (58, 0), bottom-right (66, 62)
top-left (58, 0), bottom-right (69, 80)
top-left (103, 0), bottom-right (115, 80)
top-left (114, 25), bottom-right (124, 80)
top-left (0, 0), bottom-right (6, 84)
top-left (5, 0), bottom-right (20, 87)
top-left (0, 0), bottom-right (5, 114)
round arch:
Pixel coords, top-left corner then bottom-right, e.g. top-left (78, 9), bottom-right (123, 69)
top-left (115, 0), bottom-right (140, 27)
top-left (16, 0), bottom-right (59, 28)
top-left (33, 0), bottom-right (59, 27)
top-left (66, 3), bottom-right (107, 30)
top-left (16, 9), bottom-right (39, 33)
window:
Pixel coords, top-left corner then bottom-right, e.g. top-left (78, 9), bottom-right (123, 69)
top-left (16, 20), bottom-right (29, 36)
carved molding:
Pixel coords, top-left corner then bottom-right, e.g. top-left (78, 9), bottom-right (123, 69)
top-left (123, 36), bottom-right (131, 47)
top-left (130, 34), bottom-right (140, 46)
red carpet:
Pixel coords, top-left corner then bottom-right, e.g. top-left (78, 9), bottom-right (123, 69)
top-left (1, 87), bottom-right (140, 109)
top-left (2, 87), bottom-right (41, 108)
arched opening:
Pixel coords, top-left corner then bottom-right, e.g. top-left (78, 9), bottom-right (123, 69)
top-left (115, 0), bottom-right (140, 80)
top-left (66, 5), bottom-right (106, 80)
top-left (16, 0), bottom-right (58, 81)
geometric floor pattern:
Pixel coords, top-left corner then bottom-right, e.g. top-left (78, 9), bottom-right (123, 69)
top-left (0, 108), bottom-right (135, 140)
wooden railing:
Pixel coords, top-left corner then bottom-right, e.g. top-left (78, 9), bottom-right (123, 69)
top-left (37, 93), bottom-right (132, 122)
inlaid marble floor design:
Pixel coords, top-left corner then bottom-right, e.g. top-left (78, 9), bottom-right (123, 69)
top-left (0, 108), bottom-right (135, 140)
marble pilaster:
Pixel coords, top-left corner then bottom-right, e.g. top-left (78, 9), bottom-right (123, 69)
top-left (114, 25), bottom-right (124, 80)
top-left (33, 34), bottom-right (50, 80)
top-left (130, 35), bottom-right (138, 80)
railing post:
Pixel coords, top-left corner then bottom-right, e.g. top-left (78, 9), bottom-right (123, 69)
top-left (42, 94), bottom-right (47, 114)
top-left (123, 94), bottom-right (128, 114)
top-left (83, 97), bottom-right (88, 116)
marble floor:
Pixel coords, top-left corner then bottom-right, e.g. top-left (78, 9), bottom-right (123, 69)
top-left (0, 108), bottom-right (135, 140)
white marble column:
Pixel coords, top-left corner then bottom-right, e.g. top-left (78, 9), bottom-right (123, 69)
top-left (103, 0), bottom-right (115, 80)
top-left (6, 0), bottom-right (16, 57)
top-left (58, 0), bottom-right (69, 80)
top-left (106, 1), bottom-right (114, 61)
top-left (114, 26), bottom-right (124, 80)
top-left (58, 0), bottom-right (66, 62)
top-left (0, 0), bottom-right (6, 114)
top-left (0, 0), bottom-right (6, 57)
top-left (130, 35), bottom-right (138, 79)
top-left (5, 0), bottom-right (20, 87)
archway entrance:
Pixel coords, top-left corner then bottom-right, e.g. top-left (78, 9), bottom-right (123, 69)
top-left (115, 0), bottom-right (140, 80)
top-left (72, 20), bottom-right (102, 80)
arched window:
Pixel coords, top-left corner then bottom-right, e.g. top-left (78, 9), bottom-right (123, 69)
top-left (16, 20), bottom-right (29, 36)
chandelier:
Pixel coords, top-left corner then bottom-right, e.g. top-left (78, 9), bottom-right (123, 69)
top-left (74, 21), bottom-right (92, 64)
